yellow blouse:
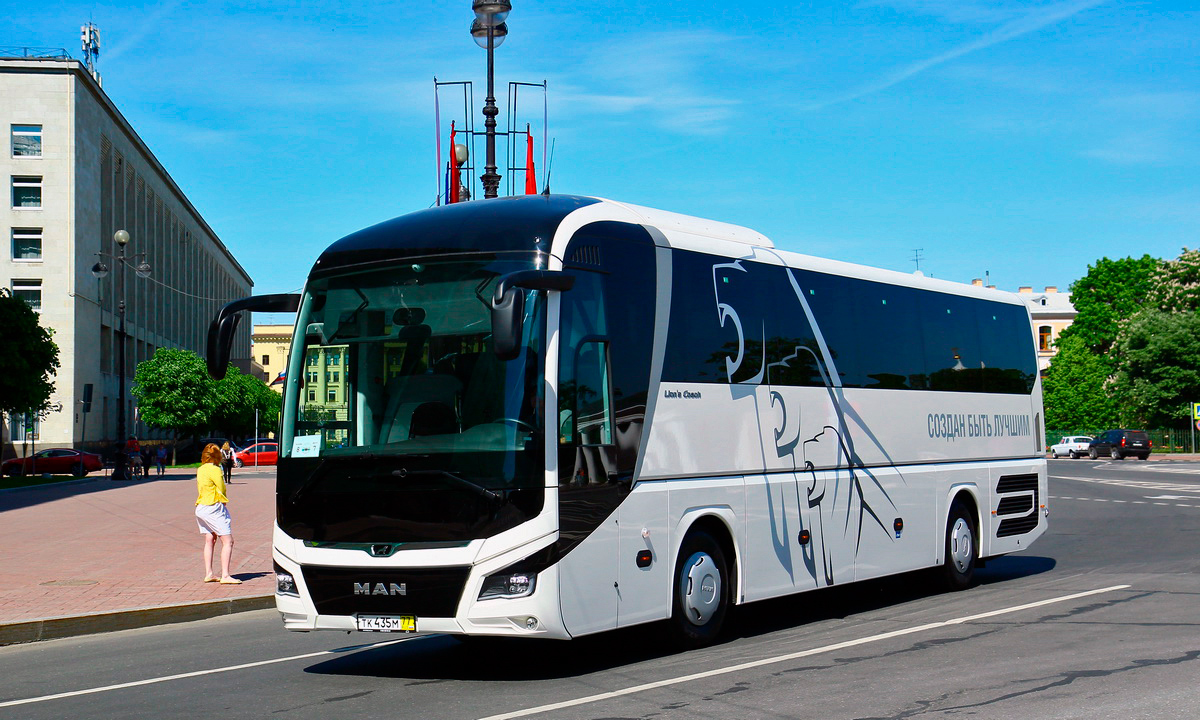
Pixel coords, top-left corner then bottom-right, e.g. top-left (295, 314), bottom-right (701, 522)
top-left (195, 463), bottom-right (229, 505)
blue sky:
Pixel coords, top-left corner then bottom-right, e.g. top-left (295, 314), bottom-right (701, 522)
top-left (5, 1), bottom-right (1198, 299)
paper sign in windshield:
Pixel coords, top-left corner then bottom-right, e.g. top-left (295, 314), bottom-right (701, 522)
top-left (292, 435), bottom-right (321, 458)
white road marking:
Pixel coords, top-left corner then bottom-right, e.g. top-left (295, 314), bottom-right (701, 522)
top-left (0, 636), bottom-right (421, 708)
top-left (1051, 496), bottom-right (1197, 509)
top-left (477, 585), bottom-right (1132, 720)
top-left (1050, 476), bottom-right (1200, 493)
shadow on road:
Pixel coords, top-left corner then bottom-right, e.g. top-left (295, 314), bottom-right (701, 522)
top-left (302, 554), bottom-right (1056, 682)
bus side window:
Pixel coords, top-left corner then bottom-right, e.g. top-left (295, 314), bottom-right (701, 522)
top-left (575, 340), bottom-right (613, 446)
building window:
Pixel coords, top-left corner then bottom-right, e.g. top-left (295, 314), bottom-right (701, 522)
top-left (329, 354), bottom-right (339, 366)
top-left (307, 390), bottom-right (316, 402)
top-left (262, 354), bottom-right (270, 366)
top-left (1038, 325), bottom-right (1052, 352)
top-left (12, 412), bottom-right (39, 441)
top-left (12, 176), bottom-right (42, 208)
top-left (327, 389), bottom-right (337, 402)
top-left (13, 279), bottom-right (42, 312)
top-left (11, 125), bottom-right (42, 157)
top-left (12, 228), bottom-right (42, 260)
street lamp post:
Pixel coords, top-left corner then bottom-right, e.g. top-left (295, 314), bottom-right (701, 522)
top-left (92, 229), bottom-right (151, 481)
top-left (471, 1), bottom-right (511, 199)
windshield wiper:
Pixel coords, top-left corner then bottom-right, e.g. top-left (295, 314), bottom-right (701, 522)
top-left (286, 457), bottom-right (329, 506)
top-left (392, 468), bottom-right (503, 502)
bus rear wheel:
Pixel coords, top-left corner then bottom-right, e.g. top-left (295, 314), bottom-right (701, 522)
top-left (941, 501), bottom-right (977, 591)
top-left (668, 530), bottom-right (729, 649)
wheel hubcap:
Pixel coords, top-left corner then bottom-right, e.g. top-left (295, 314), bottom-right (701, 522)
top-left (950, 518), bottom-right (973, 574)
top-left (680, 551), bottom-right (721, 626)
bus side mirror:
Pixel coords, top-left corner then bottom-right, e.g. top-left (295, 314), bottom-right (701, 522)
top-left (491, 270), bottom-right (575, 361)
top-left (207, 293), bottom-right (302, 379)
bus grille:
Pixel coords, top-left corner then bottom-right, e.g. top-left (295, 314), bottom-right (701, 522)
top-left (996, 472), bottom-right (1039, 538)
top-left (301, 565), bottom-right (470, 618)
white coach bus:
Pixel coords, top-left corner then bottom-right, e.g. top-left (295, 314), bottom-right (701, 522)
top-left (208, 195), bottom-right (1047, 647)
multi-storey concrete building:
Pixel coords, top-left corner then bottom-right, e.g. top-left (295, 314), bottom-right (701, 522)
top-left (1, 51), bottom-right (253, 456)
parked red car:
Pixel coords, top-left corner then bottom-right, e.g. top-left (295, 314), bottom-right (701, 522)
top-left (234, 442), bottom-right (278, 467)
top-left (2, 448), bottom-right (104, 476)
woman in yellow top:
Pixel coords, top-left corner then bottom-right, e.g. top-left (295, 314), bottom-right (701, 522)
top-left (195, 443), bottom-right (241, 584)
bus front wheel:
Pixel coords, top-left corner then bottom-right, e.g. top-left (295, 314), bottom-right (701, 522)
top-left (941, 501), bottom-right (977, 591)
top-left (668, 530), bottom-right (729, 648)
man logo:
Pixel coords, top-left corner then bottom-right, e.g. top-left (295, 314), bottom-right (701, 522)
top-left (354, 582), bottom-right (407, 596)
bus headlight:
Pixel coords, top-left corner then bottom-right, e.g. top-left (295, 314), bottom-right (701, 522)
top-left (478, 571), bottom-right (537, 600)
top-left (274, 562), bottom-right (299, 597)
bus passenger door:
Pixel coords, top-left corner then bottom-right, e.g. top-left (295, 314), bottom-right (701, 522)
top-left (617, 484), bottom-right (669, 627)
top-left (555, 222), bottom-right (658, 637)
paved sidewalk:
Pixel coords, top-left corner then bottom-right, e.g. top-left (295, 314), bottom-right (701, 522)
top-left (0, 465), bottom-right (276, 645)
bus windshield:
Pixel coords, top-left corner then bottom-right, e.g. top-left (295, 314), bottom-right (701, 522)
top-left (276, 256), bottom-right (546, 542)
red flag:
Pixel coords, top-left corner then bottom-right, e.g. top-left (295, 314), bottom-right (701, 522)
top-left (449, 122), bottom-right (460, 203)
top-left (525, 125), bottom-right (537, 195)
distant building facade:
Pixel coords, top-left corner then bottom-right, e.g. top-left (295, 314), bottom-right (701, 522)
top-left (252, 324), bottom-right (293, 393)
top-left (1, 53), bottom-right (253, 457)
top-left (972, 279), bottom-right (1077, 373)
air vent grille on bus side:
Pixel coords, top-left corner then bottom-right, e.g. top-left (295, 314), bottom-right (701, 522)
top-left (995, 472), bottom-right (1039, 537)
top-left (567, 244), bottom-right (601, 268)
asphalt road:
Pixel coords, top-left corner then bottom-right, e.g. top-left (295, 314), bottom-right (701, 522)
top-left (2, 459), bottom-right (1198, 719)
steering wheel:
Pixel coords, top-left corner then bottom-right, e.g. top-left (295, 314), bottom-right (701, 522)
top-left (491, 417), bottom-right (537, 433)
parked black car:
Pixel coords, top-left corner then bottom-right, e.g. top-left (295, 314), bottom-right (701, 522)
top-left (1088, 429), bottom-right (1151, 460)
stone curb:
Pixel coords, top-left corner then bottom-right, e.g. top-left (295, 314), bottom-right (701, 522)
top-left (0, 595), bottom-right (275, 646)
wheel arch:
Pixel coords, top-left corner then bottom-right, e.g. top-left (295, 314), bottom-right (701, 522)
top-left (942, 484), bottom-right (982, 564)
top-left (674, 509), bottom-right (741, 606)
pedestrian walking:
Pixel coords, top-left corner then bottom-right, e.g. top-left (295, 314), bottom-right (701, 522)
top-left (220, 441), bottom-right (234, 484)
top-left (156, 445), bottom-right (167, 476)
top-left (195, 443), bottom-right (241, 584)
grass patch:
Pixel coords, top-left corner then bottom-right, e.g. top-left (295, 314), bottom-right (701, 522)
top-left (0, 473), bottom-right (91, 491)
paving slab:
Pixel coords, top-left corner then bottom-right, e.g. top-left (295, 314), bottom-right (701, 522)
top-left (0, 465), bottom-right (276, 645)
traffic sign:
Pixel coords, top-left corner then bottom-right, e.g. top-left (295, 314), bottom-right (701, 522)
top-left (1193, 402), bottom-right (1200, 420)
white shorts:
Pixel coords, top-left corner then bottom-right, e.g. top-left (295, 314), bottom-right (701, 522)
top-left (195, 503), bottom-right (232, 536)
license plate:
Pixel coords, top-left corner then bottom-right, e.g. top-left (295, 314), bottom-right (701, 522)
top-left (356, 614), bottom-right (417, 633)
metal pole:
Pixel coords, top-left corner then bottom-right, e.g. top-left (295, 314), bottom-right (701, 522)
top-left (113, 243), bottom-right (127, 481)
top-left (481, 24), bottom-right (500, 198)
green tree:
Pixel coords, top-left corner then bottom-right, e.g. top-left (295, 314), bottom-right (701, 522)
top-left (211, 367), bottom-right (282, 439)
top-left (1059, 255), bottom-right (1159, 355)
top-left (0, 291), bottom-right (60, 417)
top-left (1147, 247), bottom-right (1200, 313)
top-left (132, 348), bottom-right (214, 462)
top-left (1111, 311), bottom-right (1200, 428)
top-left (1042, 334), bottom-right (1117, 431)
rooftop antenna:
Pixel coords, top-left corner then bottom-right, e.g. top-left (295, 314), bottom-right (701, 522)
top-left (911, 248), bottom-right (924, 273)
top-left (81, 22), bottom-right (101, 83)
top-left (541, 138), bottom-right (555, 195)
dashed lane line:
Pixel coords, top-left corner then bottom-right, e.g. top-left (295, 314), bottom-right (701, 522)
top-left (1049, 495), bottom-right (1195, 509)
top-left (477, 585), bottom-right (1131, 720)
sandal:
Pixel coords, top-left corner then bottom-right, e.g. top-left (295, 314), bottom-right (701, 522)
top-left (203, 576), bottom-right (218, 583)
top-left (219, 577), bottom-right (242, 584)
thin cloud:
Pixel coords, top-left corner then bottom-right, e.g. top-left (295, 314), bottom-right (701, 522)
top-left (806, 0), bottom-right (1107, 111)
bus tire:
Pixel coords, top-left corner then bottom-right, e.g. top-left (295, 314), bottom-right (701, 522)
top-left (941, 501), bottom-right (976, 591)
top-left (668, 530), bottom-right (729, 649)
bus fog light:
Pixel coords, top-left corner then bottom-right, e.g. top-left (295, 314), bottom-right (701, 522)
top-left (274, 562), bottom-right (299, 596)
top-left (479, 571), bottom-right (537, 600)
top-left (525, 616), bottom-right (538, 630)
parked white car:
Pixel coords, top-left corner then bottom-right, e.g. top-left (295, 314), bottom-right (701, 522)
top-left (1050, 435), bottom-right (1093, 459)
